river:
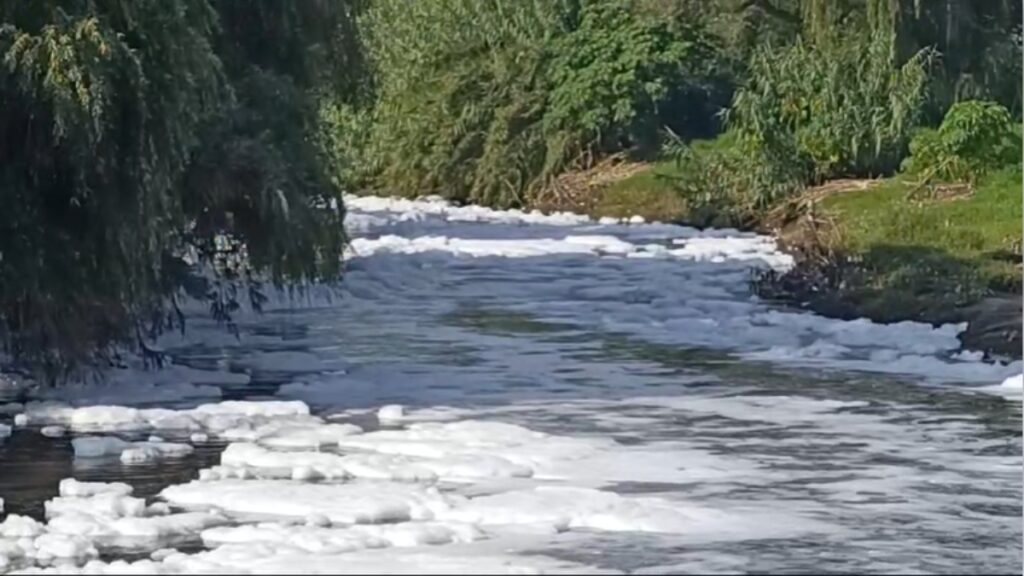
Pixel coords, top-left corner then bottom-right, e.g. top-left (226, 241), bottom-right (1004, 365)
top-left (0, 196), bottom-right (1020, 574)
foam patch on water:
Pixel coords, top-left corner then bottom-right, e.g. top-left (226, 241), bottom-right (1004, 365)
top-left (200, 520), bottom-right (484, 550)
top-left (3, 392), bottom-right (1017, 574)
top-left (71, 437), bottom-right (194, 464)
top-left (18, 400), bottom-right (312, 434)
top-left (11, 544), bottom-right (611, 574)
top-left (0, 480), bottom-right (227, 570)
top-left (1, 194), bottom-right (1021, 573)
top-left (162, 480), bottom-right (455, 525)
top-left (345, 195), bottom-right (593, 228)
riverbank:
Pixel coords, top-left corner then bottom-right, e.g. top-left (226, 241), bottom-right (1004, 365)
top-left (527, 160), bottom-right (1023, 359)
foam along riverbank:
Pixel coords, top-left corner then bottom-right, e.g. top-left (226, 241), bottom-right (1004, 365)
top-left (342, 195), bottom-right (1020, 392)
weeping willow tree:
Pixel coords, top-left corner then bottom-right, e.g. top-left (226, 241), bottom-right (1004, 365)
top-left (183, 1), bottom-right (367, 282)
top-left (0, 1), bottom-right (363, 379)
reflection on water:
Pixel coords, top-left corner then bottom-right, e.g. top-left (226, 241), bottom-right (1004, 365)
top-left (0, 429), bottom-right (225, 519)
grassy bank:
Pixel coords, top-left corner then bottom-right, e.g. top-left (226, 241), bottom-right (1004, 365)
top-left (766, 166), bottom-right (1020, 316)
top-left (591, 159), bottom-right (686, 222)
top-left (818, 167), bottom-right (1021, 299)
top-left (534, 148), bottom-right (1022, 357)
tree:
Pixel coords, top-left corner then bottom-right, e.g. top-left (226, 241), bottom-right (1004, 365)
top-left (0, 0), bottom-right (363, 379)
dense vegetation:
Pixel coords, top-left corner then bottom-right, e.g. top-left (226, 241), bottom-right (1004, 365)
top-left (1, 0), bottom-right (1020, 375)
top-left (333, 0), bottom-right (1020, 214)
top-left (345, 0), bottom-right (729, 208)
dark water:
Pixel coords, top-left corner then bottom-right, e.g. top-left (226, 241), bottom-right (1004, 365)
top-left (0, 429), bottom-right (226, 519)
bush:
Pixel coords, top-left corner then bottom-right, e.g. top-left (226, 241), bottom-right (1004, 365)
top-left (544, 0), bottom-right (721, 160)
top-left (665, 130), bottom-right (808, 227)
top-left (903, 101), bottom-right (1022, 184)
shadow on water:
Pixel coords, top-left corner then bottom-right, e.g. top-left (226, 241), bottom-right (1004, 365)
top-left (444, 304), bottom-right (1019, 437)
top-left (444, 307), bottom-right (580, 336)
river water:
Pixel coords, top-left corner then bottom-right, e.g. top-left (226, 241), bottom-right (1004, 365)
top-left (0, 196), bottom-right (1020, 574)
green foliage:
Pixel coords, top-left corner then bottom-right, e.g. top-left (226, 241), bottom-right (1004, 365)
top-left (358, 0), bottom-right (727, 207)
top-left (318, 101), bottom-right (376, 191)
top-left (0, 1), bottom-right (361, 378)
top-left (730, 31), bottom-right (931, 183)
top-left (182, 67), bottom-right (347, 283)
top-left (754, 166), bottom-right (1022, 334)
top-left (544, 1), bottom-right (714, 158)
top-left (357, 0), bottom-right (554, 206)
top-left (665, 130), bottom-right (807, 225)
top-left (784, 1), bottom-right (1022, 118)
top-left (903, 101), bottom-right (1022, 184)
top-left (882, 0), bottom-right (1022, 119)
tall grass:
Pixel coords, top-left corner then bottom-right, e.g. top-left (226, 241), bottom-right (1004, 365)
top-left (729, 31), bottom-right (932, 183)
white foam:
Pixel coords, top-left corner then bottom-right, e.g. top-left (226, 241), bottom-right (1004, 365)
top-left (377, 404), bottom-right (404, 423)
top-left (161, 480), bottom-right (456, 525)
top-left (220, 421), bottom-right (362, 449)
top-left (333, 420), bottom-right (613, 481)
top-left (345, 195), bottom-right (593, 228)
top-left (59, 479), bottom-right (134, 499)
top-left (24, 400), bottom-right (313, 434)
top-left (213, 441), bottom-right (520, 483)
top-left (0, 515), bottom-right (45, 538)
top-left (40, 426), bottom-right (65, 438)
top-left (11, 544), bottom-right (612, 574)
top-left (119, 442), bottom-right (194, 464)
top-left (439, 486), bottom-right (832, 540)
top-left (18, 479), bottom-right (228, 560)
top-left (348, 235), bottom-right (643, 260)
top-left (1000, 373), bottom-right (1022, 390)
top-left (200, 521), bottom-right (483, 551)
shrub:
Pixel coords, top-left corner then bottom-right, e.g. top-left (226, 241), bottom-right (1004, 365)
top-left (544, 0), bottom-right (720, 162)
top-left (903, 101), bottom-right (1022, 183)
top-left (665, 131), bottom-right (806, 227)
